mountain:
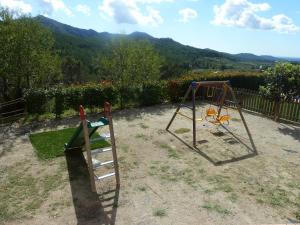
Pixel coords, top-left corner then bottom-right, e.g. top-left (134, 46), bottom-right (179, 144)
top-left (34, 15), bottom-right (284, 78)
top-left (234, 53), bottom-right (281, 62)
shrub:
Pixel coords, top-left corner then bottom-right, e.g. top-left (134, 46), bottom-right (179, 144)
top-left (138, 82), bottom-right (166, 106)
top-left (25, 89), bottom-right (49, 114)
top-left (64, 86), bottom-right (83, 111)
top-left (54, 87), bottom-right (65, 118)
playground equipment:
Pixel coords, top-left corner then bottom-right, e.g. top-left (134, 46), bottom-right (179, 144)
top-left (166, 80), bottom-right (256, 152)
top-left (65, 102), bottom-right (120, 192)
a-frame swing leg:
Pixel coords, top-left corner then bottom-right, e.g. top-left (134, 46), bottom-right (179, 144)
top-left (166, 85), bottom-right (192, 131)
top-left (192, 84), bottom-right (197, 147)
top-left (226, 85), bottom-right (257, 154)
top-left (217, 84), bottom-right (228, 118)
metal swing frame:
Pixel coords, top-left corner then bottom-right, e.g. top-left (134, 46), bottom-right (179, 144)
top-left (166, 81), bottom-right (257, 155)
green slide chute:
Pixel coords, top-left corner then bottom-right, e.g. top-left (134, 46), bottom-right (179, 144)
top-left (65, 117), bottom-right (109, 150)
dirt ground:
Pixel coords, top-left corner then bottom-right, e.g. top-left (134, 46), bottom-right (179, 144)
top-left (0, 103), bottom-right (300, 225)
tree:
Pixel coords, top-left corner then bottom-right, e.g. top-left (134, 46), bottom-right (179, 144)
top-left (61, 56), bottom-right (82, 84)
top-left (98, 38), bottom-right (162, 108)
top-left (259, 63), bottom-right (300, 101)
top-left (0, 8), bottom-right (61, 100)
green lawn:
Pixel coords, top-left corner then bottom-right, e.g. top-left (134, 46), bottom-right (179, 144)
top-left (30, 127), bottom-right (110, 159)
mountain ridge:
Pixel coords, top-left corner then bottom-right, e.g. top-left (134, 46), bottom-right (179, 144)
top-left (35, 15), bottom-right (285, 63)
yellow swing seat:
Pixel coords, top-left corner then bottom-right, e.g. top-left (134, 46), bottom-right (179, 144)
top-left (211, 115), bottom-right (231, 125)
top-left (205, 107), bottom-right (217, 119)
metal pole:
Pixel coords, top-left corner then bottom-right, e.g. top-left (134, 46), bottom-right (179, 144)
top-left (192, 82), bottom-right (197, 147)
top-left (166, 85), bottom-right (192, 131)
top-left (226, 84), bottom-right (257, 154)
top-left (217, 84), bottom-right (228, 117)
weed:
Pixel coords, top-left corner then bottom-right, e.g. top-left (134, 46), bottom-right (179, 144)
top-left (174, 128), bottom-right (190, 134)
top-left (157, 129), bottom-right (166, 134)
top-left (138, 186), bottom-right (146, 192)
top-left (0, 166), bottom-right (64, 223)
top-left (295, 211), bottom-right (300, 220)
top-left (159, 143), bottom-right (180, 159)
top-left (122, 145), bottom-right (129, 153)
top-left (160, 165), bottom-right (170, 173)
top-left (153, 208), bottom-right (167, 217)
top-left (207, 175), bottom-right (233, 193)
top-left (135, 133), bottom-right (148, 140)
top-left (201, 202), bottom-right (231, 215)
top-left (139, 123), bottom-right (149, 129)
top-left (228, 193), bottom-right (238, 203)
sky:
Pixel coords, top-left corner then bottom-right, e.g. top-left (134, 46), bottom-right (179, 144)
top-left (1, 0), bottom-right (300, 57)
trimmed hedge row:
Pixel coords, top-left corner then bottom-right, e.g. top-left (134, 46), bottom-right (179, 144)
top-left (24, 71), bottom-right (265, 116)
top-left (24, 82), bottom-right (167, 116)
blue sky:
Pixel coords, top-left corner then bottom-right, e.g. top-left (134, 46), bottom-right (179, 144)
top-left (1, 0), bottom-right (300, 57)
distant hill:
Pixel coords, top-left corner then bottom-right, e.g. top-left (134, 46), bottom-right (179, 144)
top-left (34, 15), bottom-right (289, 78)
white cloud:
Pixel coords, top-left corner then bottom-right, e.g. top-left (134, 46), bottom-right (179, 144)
top-left (212, 0), bottom-right (299, 33)
top-left (179, 8), bottom-right (197, 22)
top-left (76, 4), bottom-right (91, 16)
top-left (0, 0), bottom-right (32, 13)
top-left (39, 0), bottom-right (72, 16)
top-left (99, 0), bottom-right (170, 26)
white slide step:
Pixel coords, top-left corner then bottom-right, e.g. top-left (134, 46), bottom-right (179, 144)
top-left (91, 147), bottom-right (112, 156)
top-left (95, 172), bottom-right (115, 180)
top-left (92, 158), bottom-right (114, 169)
top-left (90, 133), bottom-right (111, 143)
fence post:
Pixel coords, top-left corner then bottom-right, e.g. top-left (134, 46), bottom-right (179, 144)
top-left (273, 98), bottom-right (280, 122)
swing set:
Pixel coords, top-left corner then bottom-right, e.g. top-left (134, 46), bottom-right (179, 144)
top-left (166, 80), bottom-right (256, 152)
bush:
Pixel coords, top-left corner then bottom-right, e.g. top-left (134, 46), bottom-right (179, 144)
top-left (166, 80), bottom-right (191, 103)
top-left (181, 71), bottom-right (264, 90)
top-left (119, 86), bottom-right (140, 108)
top-left (64, 86), bottom-right (83, 111)
top-left (54, 87), bottom-right (65, 118)
top-left (24, 70), bottom-right (268, 115)
top-left (25, 89), bottom-right (49, 114)
top-left (138, 82), bottom-right (166, 106)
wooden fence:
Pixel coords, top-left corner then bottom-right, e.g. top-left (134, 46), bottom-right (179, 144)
top-left (233, 88), bottom-right (300, 123)
top-left (0, 98), bottom-right (26, 125)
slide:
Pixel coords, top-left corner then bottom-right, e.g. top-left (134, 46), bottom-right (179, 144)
top-left (65, 117), bottom-right (109, 150)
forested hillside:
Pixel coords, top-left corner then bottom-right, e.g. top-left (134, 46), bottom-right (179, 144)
top-left (34, 15), bottom-right (278, 80)
top-left (1, 10), bottom-right (297, 102)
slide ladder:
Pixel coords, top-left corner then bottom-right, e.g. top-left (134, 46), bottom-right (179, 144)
top-left (65, 102), bottom-right (120, 192)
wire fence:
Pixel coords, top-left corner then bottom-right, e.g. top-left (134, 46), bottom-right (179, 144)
top-left (0, 98), bottom-right (26, 125)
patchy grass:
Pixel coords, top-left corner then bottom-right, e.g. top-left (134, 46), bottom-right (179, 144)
top-left (135, 133), bottom-right (148, 141)
top-left (174, 128), bottom-right (190, 134)
top-left (159, 143), bottom-right (180, 159)
top-left (0, 166), bottom-right (64, 224)
top-left (231, 118), bottom-right (241, 122)
top-left (256, 187), bottom-right (291, 207)
top-left (206, 175), bottom-right (233, 193)
top-left (201, 202), bottom-right (231, 215)
top-left (30, 127), bottom-right (110, 159)
top-left (153, 208), bottom-right (167, 217)
top-left (139, 123), bottom-right (149, 129)
top-left (296, 211), bottom-right (300, 220)
top-left (148, 162), bottom-right (197, 187)
top-left (227, 193), bottom-right (238, 203)
top-left (137, 186), bottom-right (146, 192)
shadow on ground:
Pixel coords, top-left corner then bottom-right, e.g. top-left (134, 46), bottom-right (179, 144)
top-left (167, 126), bottom-right (257, 166)
top-left (65, 149), bottom-right (119, 225)
top-left (278, 124), bottom-right (300, 142)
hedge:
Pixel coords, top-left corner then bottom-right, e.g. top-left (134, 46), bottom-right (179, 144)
top-left (24, 71), bottom-right (265, 115)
